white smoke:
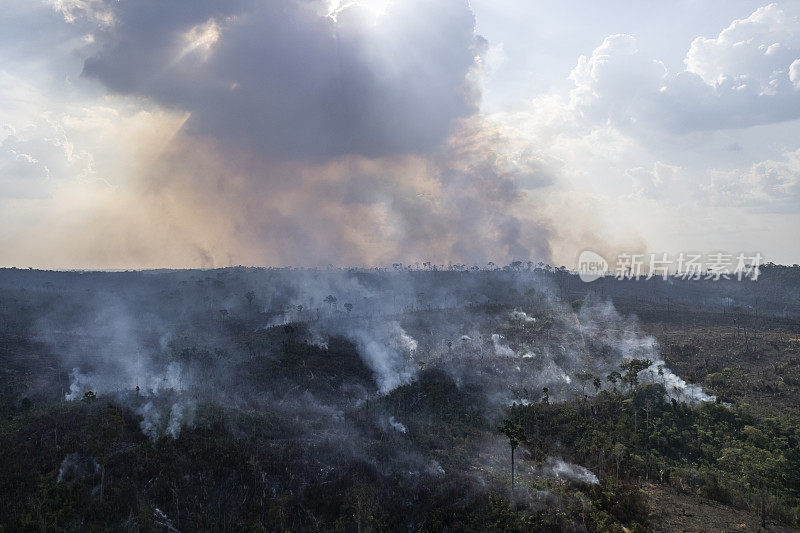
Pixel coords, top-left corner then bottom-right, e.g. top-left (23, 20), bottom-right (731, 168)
top-left (65, 359), bottom-right (188, 400)
top-left (438, 297), bottom-right (713, 406)
top-left (539, 457), bottom-right (598, 485)
top-left (510, 309), bottom-right (535, 323)
top-left (644, 359), bottom-right (716, 403)
top-left (65, 369), bottom-right (95, 401)
top-left (348, 321), bottom-right (418, 393)
top-left (491, 334), bottom-right (517, 358)
top-left (540, 358), bottom-right (572, 385)
top-left (388, 416), bottom-right (407, 433)
top-left (158, 362), bottom-right (186, 393)
top-left (137, 401), bottom-right (162, 441)
top-left (426, 460), bottom-right (446, 477)
top-left (166, 398), bottom-right (197, 439)
top-left (57, 453), bottom-right (99, 483)
top-left (573, 299), bottom-right (715, 404)
top-left (390, 322), bottom-right (418, 354)
top-left (66, 359), bottom-right (198, 441)
top-left (135, 397), bottom-right (196, 441)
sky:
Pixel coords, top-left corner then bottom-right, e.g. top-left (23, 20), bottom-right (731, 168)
top-left (1, 0), bottom-right (799, 269)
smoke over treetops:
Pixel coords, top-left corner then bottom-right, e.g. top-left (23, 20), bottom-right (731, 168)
top-left (22, 268), bottom-right (713, 442)
top-left (4, 264), bottom-right (797, 531)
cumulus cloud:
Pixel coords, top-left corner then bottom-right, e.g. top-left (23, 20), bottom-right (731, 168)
top-left (791, 59), bottom-right (800, 88)
top-left (470, 3), bottom-right (800, 265)
top-left (569, 34), bottom-right (668, 128)
top-left (569, 4), bottom-right (800, 132)
top-left (685, 3), bottom-right (800, 91)
top-left (703, 148), bottom-right (800, 210)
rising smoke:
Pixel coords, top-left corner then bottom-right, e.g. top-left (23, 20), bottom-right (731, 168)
top-left (31, 269), bottom-right (714, 442)
top-left (22, 0), bottom-right (557, 269)
top-left (538, 457), bottom-right (599, 485)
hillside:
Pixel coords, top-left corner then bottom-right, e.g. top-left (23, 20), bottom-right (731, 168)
top-left (1, 266), bottom-right (799, 531)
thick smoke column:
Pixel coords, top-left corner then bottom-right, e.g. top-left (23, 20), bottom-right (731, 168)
top-left (346, 321), bottom-right (418, 393)
top-left (32, 0), bottom-right (555, 268)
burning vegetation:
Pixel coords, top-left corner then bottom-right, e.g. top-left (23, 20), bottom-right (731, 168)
top-left (1, 264), bottom-right (799, 530)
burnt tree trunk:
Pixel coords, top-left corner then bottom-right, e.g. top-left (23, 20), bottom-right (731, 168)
top-left (511, 446), bottom-right (515, 494)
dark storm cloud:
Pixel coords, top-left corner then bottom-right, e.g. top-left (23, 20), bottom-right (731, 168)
top-left (82, 0), bottom-right (481, 158)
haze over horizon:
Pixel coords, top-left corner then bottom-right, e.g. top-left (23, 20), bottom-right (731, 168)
top-left (2, 0), bottom-right (800, 269)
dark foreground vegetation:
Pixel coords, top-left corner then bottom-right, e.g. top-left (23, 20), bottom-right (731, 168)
top-left (1, 264), bottom-right (799, 531)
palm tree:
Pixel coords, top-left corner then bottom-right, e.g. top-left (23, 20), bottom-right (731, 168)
top-left (498, 419), bottom-right (526, 494)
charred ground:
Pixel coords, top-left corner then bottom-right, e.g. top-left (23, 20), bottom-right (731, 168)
top-left (0, 265), bottom-right (799, 531)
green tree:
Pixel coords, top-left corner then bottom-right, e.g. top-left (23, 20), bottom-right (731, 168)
top-left (619, 358), bottom-right (653, 392)
top-left (575, 371), bottom-right (594, 398)
top-left (498, 419), bottom-right (526, 493)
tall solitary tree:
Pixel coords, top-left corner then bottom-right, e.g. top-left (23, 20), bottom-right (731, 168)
top-left (498, 419), bottom-right (526, 494)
